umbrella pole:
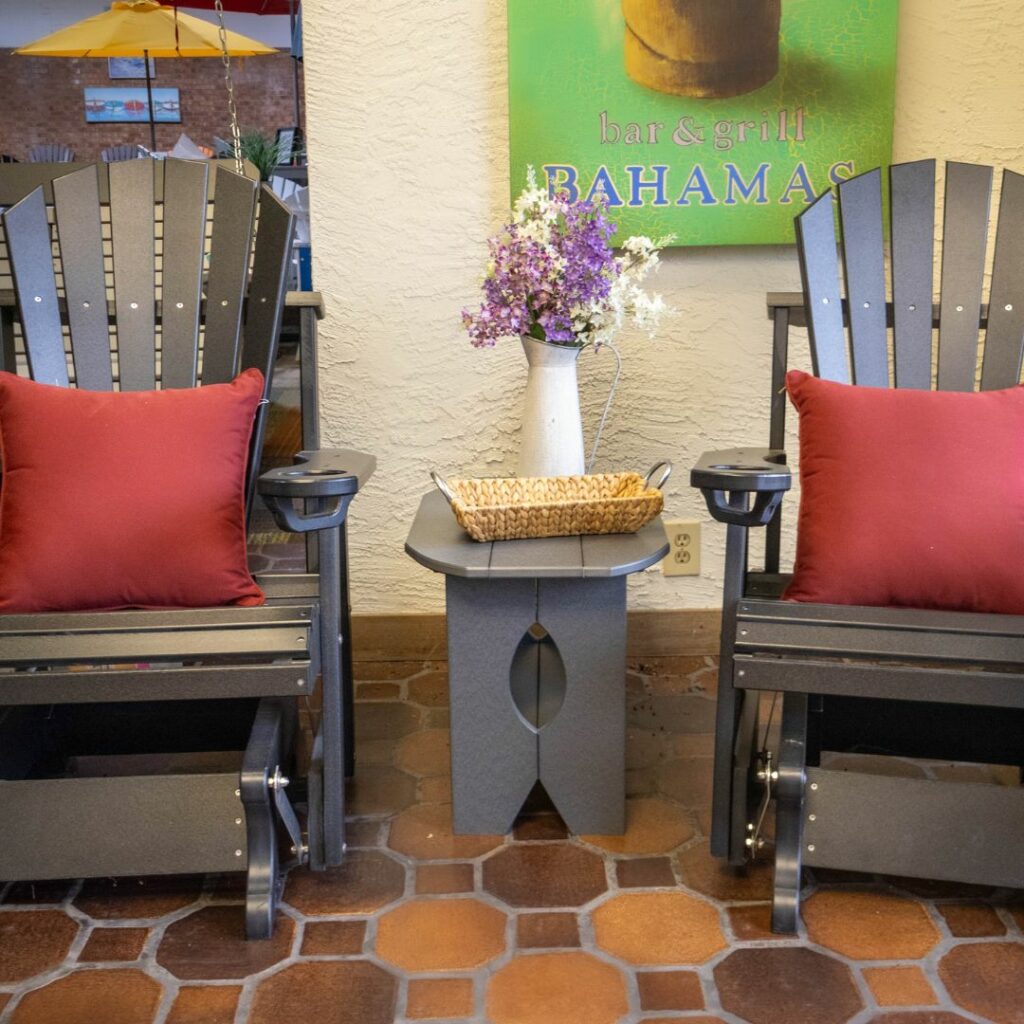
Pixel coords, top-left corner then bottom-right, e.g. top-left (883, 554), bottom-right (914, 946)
top-left (290, 0), bottom-right (301, 132)
top-left (144, 49), bottom-right (157, 151)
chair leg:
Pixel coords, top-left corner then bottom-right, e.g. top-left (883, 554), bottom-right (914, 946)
top-left (772, 691), bottom-right (808, 934)
top-left (340, 521), bottom-right (356, 778)
top-left (241, 699), bottom-right (285, 940)
top-left (710, 515), bottom-right (751, 864)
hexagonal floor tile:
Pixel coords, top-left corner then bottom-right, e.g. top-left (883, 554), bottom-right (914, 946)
top-left (583, 797), bottom-right (694, 854)
top-left (592, 891), bottom-right (726, 965)
top-left (676, 839), bottom-right (773, 901)
top-left (155, 906), bottom-right (293, 980)
top-left (355, 701), bottom-right (421, 741)
top-left (714, 947), bottom-right (862, 1024)
top-left (388, 803), bottom-right (503, 860)
top-left (375, 898), bottom-right (506, 972)
top-left (395, 729), bottom-right (451, 777)
top-left (166, 985), bottom-right (242, 1024)
top-left (802, 891), bottom-right (940, 960)
top-left (0, 911), bottom-right (78, 983)
top-left (486, 951), bottom-right (628, 1024)
top-left (863, 966), bottom-right (938, 1007)
top-left (345, 766), bottom-right (418, 816)
top-left (250, 962), bottom-right (397, 1024)
top-left (866, 1015), bottom-right (975, 1024)
top-left (74, 875), bottom-right (201, 920)
top-left (10, 969), bottom-right (162, 1024)
top-left (483, 844), bottom-right (607, 908)
top-left (284, 849), bottom-right (405, 916)
top-left (938, 942), bottom-right (1024, 1024)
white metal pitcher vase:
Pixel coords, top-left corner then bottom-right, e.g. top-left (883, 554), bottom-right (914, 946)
top-left (518, 337), bottom-right (586, 478)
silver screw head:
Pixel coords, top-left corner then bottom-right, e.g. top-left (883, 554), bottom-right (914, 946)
top-left (956, 305), bottom-right (964, 312)
top-left (234, 849), bottom-right (243, 857)
top-left (130, 301), bottom-right (138, 310)
top-left (33, 295), bottom-right (42, 303)
top-left (810, 782), bottom-right (818, 791)
top-left (807, 843), bottom-right (816, 852)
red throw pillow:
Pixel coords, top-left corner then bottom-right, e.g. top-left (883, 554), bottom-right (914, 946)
top-left (784, 369), bottom-right (1024, 614)
top-left (0, 368), bottom-right (265, 613)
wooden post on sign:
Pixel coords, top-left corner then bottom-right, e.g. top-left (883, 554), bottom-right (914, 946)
top-left (622, 0), bottom-right (781, 99)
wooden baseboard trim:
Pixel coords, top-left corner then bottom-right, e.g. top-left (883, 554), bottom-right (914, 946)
top-left (352, 608), bottom-right (721, 663)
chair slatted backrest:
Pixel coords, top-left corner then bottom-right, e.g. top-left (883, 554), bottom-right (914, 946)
top-left (101, 144), bottom-right (147, 163)
top-left (0, 158), bottom-right (295, 512)
top-left (794, 159), bottom-right (1024, 395)
top-left (27, 144), bottom-right (74, 164)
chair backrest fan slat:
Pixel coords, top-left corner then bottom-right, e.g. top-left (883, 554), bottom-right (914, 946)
top-left (936, 161), bottom-right (992, 391)
top-left (240, 185), bottom-right (295, 511)
top-left (837, 168), bottom-right (888, 386)
top-left (795, 190), bottom-right (850, 383)
top-left (980, 169), bottom-right (1024, 390)
top-left (160, 159), bottom-right (209, 389)
top-left (109, 159), bottom-right (157, 391)
top-left (2, 187), bottom-right (69, 386)
top-left (52, 165), bottom-right (113, 391)
top-left (888, 159), bottom-right (936, 389)
top-left (201, 169), bottom-right (259, 385)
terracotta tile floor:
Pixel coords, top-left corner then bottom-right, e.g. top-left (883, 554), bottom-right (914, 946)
top-left (1, 655), bottom-right (1023, 1024)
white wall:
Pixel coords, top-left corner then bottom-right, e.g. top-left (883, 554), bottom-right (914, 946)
top-left (0, 2), bottom-right (292, 48)
top-left (292, 0), bottom-right (1024, 616)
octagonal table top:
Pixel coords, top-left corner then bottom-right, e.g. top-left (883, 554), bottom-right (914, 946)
top-left (405, 490), bottom-right (669, 580)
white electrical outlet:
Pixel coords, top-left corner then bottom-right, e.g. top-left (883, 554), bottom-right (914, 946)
top-left (662, 520), bottom-right (701, 577)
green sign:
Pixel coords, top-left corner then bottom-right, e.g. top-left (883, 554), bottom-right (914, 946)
top-left (508, 0), bottom-right (899, 245)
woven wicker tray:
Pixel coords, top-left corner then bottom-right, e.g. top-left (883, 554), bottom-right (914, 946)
top-left (432, 463), bottom-right (671, 543)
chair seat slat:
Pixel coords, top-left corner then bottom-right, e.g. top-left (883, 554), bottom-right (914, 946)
top-left (981, 169), bottom-right (1024, 389)
top-left (0, 663), bottom-right (313, 706)
top-left (0, 622), bottom-right (312, 665)
top-left (838, 168), bottom-right (888, 386)
top-left (795, 190), bottom-right (849, 383)
top-left (889, 160), bottom-right (936, 389)
top-left (52, 165), bottom-right (113, 390)
top-left (937, 162), bottom-right (992, 391)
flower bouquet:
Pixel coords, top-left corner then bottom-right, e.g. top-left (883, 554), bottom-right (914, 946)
top-left (462, 170), bottom-right (670, 476)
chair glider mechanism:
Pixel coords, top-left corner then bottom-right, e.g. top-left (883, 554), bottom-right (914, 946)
top-left (693, 158), bottom-right (1024, 934)
top-left (0, 157), bottom-right (374, 940)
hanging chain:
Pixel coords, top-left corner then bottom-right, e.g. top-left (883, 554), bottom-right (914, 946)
top-left (213, 0), bottom-right (244, 174)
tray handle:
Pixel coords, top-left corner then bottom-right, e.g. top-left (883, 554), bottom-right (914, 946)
top-left (430, 470), bottom-right (457, 506)
top-left (644, 461), bottom-right (673, 491)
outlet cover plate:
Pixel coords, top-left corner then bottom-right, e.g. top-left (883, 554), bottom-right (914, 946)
top-left (662, 520), bottom-right (701, 577)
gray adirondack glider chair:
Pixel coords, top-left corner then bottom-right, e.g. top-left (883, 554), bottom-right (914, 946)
top-left (0, 158), bottom-right (373, 938)
top-left (692, 159), bottom-right (1024, 932)
top-left (101, 143), bottom-right (149, 162)
top-left (26, 143), bottom-right (74, 163)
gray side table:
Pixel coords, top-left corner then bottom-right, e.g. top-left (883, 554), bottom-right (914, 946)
top-left (406, 491), bottom-right (669, 835)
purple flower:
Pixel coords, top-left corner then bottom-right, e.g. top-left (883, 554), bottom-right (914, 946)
top-left (462, 187), bottom-right (619, 348)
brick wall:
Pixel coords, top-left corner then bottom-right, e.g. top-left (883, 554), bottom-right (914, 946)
top-left (0, 50), bottom-right (304, 160)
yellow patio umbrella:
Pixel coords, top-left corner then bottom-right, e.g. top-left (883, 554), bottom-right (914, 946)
top-left (16, 0), bottom-right (277, 153)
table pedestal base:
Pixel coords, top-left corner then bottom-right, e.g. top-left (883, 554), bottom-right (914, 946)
top-left (446, 575), bottom-right (626, 835)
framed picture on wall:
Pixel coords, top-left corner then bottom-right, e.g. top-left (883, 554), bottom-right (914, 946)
top-left (107, 57), bottom-right (156, 79)
top-left (84, 87), bottom-right (181, 123)
top-left (508, 0), bottom-right (899, 246)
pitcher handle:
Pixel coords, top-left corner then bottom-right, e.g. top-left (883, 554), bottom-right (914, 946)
top-left (584, 341), bottom-right (622, 473)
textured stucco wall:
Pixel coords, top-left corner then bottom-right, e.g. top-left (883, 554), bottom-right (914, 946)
top-left (299, 0), bottom-right (1024, 615)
